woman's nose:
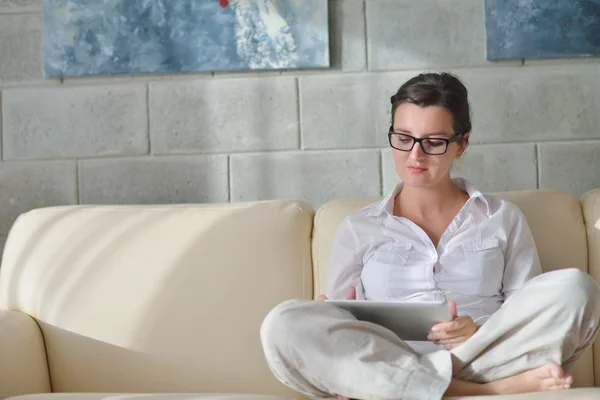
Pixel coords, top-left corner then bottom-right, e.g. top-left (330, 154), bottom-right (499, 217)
top-left (409, 141), bottom-right (425, 158)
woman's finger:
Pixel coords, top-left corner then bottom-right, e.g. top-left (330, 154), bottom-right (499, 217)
top-left (428, 325), bottom-right (464, 341)
top-left (444, 343), bottom-right (461, 350)
top-left (345, 286), bottom-right (356, 300)
top-left (431, 318), bottom-right (464, 333)
top-left (429, 320), bottom-right (476, 341)
top-left (429, 331), bottom-right (462, 341)
top-left (448, 300), bottom-right (458, 319)
top-left (434, 335), bottom-right (468, 345)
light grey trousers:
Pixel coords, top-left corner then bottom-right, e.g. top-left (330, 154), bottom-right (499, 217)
top-left (260, 269), bottom-right (600, 400)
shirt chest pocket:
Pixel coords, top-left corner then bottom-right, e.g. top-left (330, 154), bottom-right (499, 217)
top-left (368, 242), bottom-right (412, 265)
top-left (461, 238), bottom-right (505, 295)
top-left (362, 242), bottom-right (425, 299)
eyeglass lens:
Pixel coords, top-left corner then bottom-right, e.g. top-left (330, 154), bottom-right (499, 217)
top-left (389, 134), bottom-right (448, 155)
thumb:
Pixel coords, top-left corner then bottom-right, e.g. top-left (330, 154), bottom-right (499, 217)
top-left (448, 300), bottom-right (458, 319)
top-left (345, 286), bottom-right (356, 300)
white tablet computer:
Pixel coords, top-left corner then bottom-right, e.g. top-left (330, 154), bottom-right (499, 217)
top-left (326, 300), bottom-right (453, 341)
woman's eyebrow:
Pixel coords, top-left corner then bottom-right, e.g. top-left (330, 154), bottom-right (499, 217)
top-left (393, 128), bottom-right (453, 137)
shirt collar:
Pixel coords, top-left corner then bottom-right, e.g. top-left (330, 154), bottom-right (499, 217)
top-left (367, 178), bottom-right (490, 217)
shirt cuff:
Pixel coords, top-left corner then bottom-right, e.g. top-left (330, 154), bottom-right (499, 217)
top-left (474, 315), bottom-right (491, 327)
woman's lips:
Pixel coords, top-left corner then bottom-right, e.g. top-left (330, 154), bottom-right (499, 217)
top-left (407, 166), bottom-right (427, 174)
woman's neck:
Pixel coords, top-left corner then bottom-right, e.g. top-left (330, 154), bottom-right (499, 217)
top-left (395, 178), bottom-right (466, 219)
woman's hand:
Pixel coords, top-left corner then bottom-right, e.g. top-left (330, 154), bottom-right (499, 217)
top-left (316, 286), bottom-right (356, 301)
top-left (428, 300), bottom-right (478, 350)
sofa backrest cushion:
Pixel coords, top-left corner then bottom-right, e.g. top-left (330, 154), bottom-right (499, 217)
top-left (0, 201), bottom-right (314, 396)
top-left (312, 189), bottom-right (587, 297)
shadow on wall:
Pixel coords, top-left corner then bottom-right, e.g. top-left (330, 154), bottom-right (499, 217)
top-left (0, 201), bottom-right (313, 396)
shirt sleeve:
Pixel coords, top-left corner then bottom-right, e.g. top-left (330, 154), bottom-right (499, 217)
top-left (325, 217), bottom-right (366, 300)
top-left (501, 206), bottom-right (543, 301)
top-left (474, 206), bottom-right (542, 327)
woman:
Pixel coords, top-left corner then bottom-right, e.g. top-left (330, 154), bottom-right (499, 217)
top-left (260, 73), bottom-right (600, 399)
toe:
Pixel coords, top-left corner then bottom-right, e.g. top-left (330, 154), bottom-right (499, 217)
top-left (547, 384), bottom-right (568, 391)
top-left (543, 378), bottom-right (564, 390)
top-left (545, 362), bottom-right (565, 379)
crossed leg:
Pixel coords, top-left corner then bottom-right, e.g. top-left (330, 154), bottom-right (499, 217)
top-left (260, 269), bottom-right (600, 400)
top-left (445, 268), bottom-right (600, 396)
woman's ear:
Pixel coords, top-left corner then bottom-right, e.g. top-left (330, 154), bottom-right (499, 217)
top-left (458, 132), bottom-right (470, 157)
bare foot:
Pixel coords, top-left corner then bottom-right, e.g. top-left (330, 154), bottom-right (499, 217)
top-left (445, 362), bottom-right (573, 397)
top-left (486, 362), bottom-right (573, 394)
top-left (338, 363), bottom-right (572, 399)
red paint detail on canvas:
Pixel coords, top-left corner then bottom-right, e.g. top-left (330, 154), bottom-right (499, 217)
top-left (219, 0), bottom-right (229, 7)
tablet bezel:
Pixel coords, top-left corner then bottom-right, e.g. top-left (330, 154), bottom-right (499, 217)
top-left (325, 300), bottom-right (453, 341)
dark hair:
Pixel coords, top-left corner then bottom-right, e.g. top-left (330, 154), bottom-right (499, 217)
top-left (390, 73), bottom-right (472, 141)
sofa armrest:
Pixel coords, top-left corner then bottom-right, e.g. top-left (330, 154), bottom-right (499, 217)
top-left (582, 188), bottom-right (600, 281)
top-left (0, 310), bottom-right (52, 399)
top-left (581, 188), bottom-right (600, 388)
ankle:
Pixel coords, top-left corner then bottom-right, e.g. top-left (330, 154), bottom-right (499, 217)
top-left (444, 378), bottom-right (491, 397)
top-left (482, 381), bottom-right (503, 396)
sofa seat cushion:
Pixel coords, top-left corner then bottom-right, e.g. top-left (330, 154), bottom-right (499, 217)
top-left (7, 394), bottom-right (294, 400)
top-left (7, 389), bottom-right (600, 400)
top-left (446, 387), bottom-right (600, 399)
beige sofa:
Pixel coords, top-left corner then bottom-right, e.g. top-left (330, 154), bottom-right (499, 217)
top-left (1, 188), bottom-right (600, 400)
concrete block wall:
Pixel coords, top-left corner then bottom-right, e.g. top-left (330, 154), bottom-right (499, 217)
top-left (1, 0), bottom-right (600, 256)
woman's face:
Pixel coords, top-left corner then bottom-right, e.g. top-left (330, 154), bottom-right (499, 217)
top-left (391, 103), bottom-right (468, 189)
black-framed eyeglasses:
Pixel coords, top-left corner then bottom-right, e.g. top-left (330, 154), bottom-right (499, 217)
top-left (388, 126), bottom-right (464, 155)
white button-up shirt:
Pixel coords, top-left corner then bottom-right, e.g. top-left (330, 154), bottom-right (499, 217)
top-left (325, 178), bottom-right (542, 354)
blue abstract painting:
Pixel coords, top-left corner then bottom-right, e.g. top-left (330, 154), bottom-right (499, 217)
top-left (42, 0), bottom-right (330, 77)
top-left (484, 0), bottom-right (600, 60)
